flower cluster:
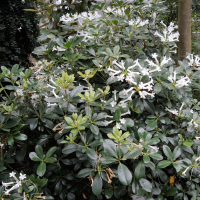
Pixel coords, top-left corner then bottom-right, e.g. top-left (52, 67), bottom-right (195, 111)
top-left (3, 172), bottom-right (26, 195)
top-left (154, 21), bottom-right (179, 43)
top-left (168, 71), bottom-right (191, 88)
top-left (186, 53), bottom-right (200, 67)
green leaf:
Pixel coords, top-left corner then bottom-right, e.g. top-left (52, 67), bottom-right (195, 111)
top-left (13, 134), bottom-right (27, 141)
top-left (62, 143), bottom-right (79, 155)
top-left (124, 148), bottom-right (141, 159)
top-left (157, 160), bottom-right (171, 168)
top-left (135, 161), bottom-right (145, 180)
top-left (112, 20), bottom-right (119, 25)
top-left (65, 117), bottom-right (73, 125)
top-left (118, 163), bottom-right (132, 185)
top-left (100, 156), bottom-right (117, 164)
top-left (77, 168), bottom-right (92, 178)
top-left (113, 45), bottom-right (120, 55)
top-left (165, 187), bottom-right (177, 196)
top-left (143, 100), bottom-right (155, 114)
top-left (149, 153), bottom-right (163, 160)
top-left (113, 109), bottom-right (121, 121)
top-left (154, 83), bottom-right (162, 93)
top-left (35, 145), bottom-right (43, 159)
top-left (37, 162), bottom-right (46, 177)
top-left (86, 148), bottom-right (98, 161)
top-left (46, 147), bottom-right (57, 158)
top-left (183, 141), bottom-right (192, 147)
top-left (145, 119), bottom-right (157, 131)
top-left (173, 146), bottom-right (182, 160)
top-left (44, 157), bottom-right (57, 162)
top-left (143, 155), bottom-right (150, 163)
top-left (163, 145), bottom-right (173, 160)
top-left (8, 136), bottom-right (14, 147)
top-left (33, 45), bottom-right (47, 55)
top-left (139, 178), bottom-right (152, 192)
top-left (90, 124), bottom-right (99, 135)
top-left (86, 47), bottom-right (95, 56)
top-left (105, 189), bottom-right (113, 199)
top-left (92, 173), bottom-right (102, 196)
top-left (16, 147), bottom-right (26, 163)
top-left (63, 42), bottom-right (71, 48)
top-left (71, 36), bottom-right (84, 47)
top-left (103, 139), bottom-right (118, 158)
top-left (29, 152), bottom-right (41, 161)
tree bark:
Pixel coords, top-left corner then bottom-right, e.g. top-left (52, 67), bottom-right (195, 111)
top-left (178, 0), bottom-right (192, 61)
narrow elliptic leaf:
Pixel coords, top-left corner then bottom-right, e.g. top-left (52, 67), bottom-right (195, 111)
top-left (173, 146), bottom-right (182, 160)
top-left (62, 143), bottom-right (79, 155)
top-left (35, 145), bottom-right (43, 159)
top-left (77, 168), bottom-right (92, 178)
top-left (118, 163), bottom-right (132, 185)
top-left (29, 152), bottom-right (41, 161)
top-left (124, 148), bottom-right (141, 159)
top-left (100, 156), bottom-right (117, 164)
top-left (46, 146), bottom-right (57, 158)
top-left (92, 173), bottom-right (102, 196)
top-left (103, 139), bottom-right (118, 158)
top-left (44, 157), bottom-right (57, 163)
top-left (90, 124), bottom-right (99, 135)
top-left (149, 153), bottom-right (163, 160)
top-left (105, 189), bottom-right (113, 199)
top-left (163, 145), bottom-right (173, 160)
top-left (135, 161), bottom-right (145, 180)
top-left (37, 162), bottom-right (46, 177)
top-left (157, 160), bottom-right (171, 168)
top-left (139, 178), bottom-right (152, 192)
top-left (86, 148), bottom-right (98, 161)
top-left (143, 155), bottom-right (150, 163)
top-left (8, 136), bottom-right (14, 147)
top-left (13, 134), bottom-right (27, 141)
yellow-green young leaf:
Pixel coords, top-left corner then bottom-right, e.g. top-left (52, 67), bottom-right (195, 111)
top-left (85, 91), bottom-right (90, 100)
top-left (94, 93), bottom-right (100, 100)
top-left (78, 71), bottom-right (84, 78)
top-left (85, 69), bottom-right (90, 75)
top-left (121, 140), bottom-right (129, 145)
top-left (113, 127), bottom-right (120, 137)
top-left (89, 91), bottom-right (95, 99)
top-left (72, 113), bottom-right (78, 120)
top-left (64, 117), bottom-right (73, 125)
top-left (78, 126), bottom-right (85, 130)
top-left (78, 93), bottom-right (86, 100)
top-left (121, 132), bottom-right (130, 140)
top-left (107, 134), bottom-right (116, 140)
top-left (98, 88), bottom-right (104, 93)
top-left (80, 115), bottom-right (89, 124)
top-left (71, 129), bottom-right (78, 134)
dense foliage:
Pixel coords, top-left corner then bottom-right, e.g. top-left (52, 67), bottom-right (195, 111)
top-left (0, 0), bottom-right (39, 67)
top-left (1, 0), bottom-right (200, 200)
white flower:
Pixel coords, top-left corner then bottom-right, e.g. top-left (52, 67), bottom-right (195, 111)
top-left (182, 166), bottom-right (190, 176)
top-left (186, 53), bottom-right (200, 67)
top-left (188, 119), bottom-right (193, 126)
top-left (14, 89), bottom-right (23, 96)
top-left (2, 181), bottom-right (15, 189)
top-left (104, 120), bottom-right (113, 126)
top-left (121, 110), bottom-right (131, 116)
top-left (112, 90), bottom-right (117, 101)
top-left (190, 109), bottom-right (194, 113)
top-left (194, 122), bottom-right (198, 128)
top-left (9, 172), bottom-right (16, 178)
top-left (19, 173), bottom-right (26, 181)
top-left (0, 143), bottom-right (4, 148)
top-left (117, 74), bottom-right (125, 82)
top-left (120, 118), bottom-right (126, 124)
top-left (195, 157), bottom-right (200, 162)
top-left (165, 107), bottom-right (178, 115)
top-left (148, 145), bottom-right (159, 152)
top-left (120, 102), bottom-right (127, 108)
top-left (116, 123), bottom-right (121, 129)
top-left (110, 101), bottom-right (116, 107)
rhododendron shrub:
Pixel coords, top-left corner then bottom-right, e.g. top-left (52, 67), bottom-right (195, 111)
top-left (1, 0), bottom-right (200, 199)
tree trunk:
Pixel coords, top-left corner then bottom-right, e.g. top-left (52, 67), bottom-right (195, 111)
top-left (178, 0), bottom-right (192, 61)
